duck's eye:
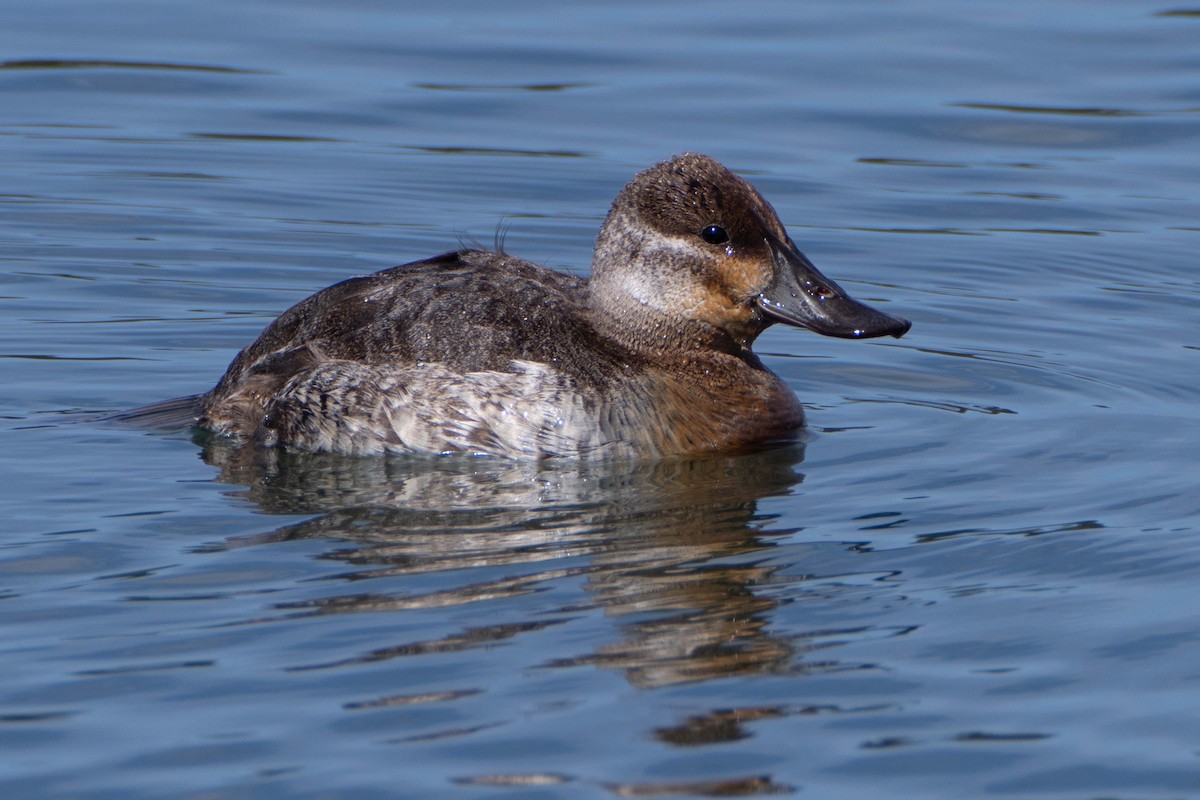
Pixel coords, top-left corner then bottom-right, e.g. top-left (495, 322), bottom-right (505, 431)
top-left (700, 225), bottom-right (729, 245)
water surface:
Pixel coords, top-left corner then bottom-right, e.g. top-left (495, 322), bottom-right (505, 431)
top-left (3, 1), bottom-right (1199, 797)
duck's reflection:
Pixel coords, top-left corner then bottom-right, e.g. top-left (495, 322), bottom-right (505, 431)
top-left (201, 438), bottom-right (825, 687)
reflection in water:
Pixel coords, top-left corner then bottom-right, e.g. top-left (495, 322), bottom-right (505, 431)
top-left (655, 707), bottom-right (788, 746)
top-left (601, 775), bottom-right (794, 797)
top-left (199, 439), bottom-right (824, 688)
top-left (455, 773), bottom-right (794, 797)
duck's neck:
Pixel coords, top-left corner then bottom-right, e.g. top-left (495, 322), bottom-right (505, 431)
top-left (584, 277), bottom-right (756, 361)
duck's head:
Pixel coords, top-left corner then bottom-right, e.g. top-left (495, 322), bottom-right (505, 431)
top-left (589, 153), bottom-right (910, 349)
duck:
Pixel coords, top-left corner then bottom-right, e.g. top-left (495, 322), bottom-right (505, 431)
top-left (191, 153), bottom-right (910, 459)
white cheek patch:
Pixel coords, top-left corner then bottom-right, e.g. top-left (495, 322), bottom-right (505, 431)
top-left (612, 234), bottom-right (715, 315)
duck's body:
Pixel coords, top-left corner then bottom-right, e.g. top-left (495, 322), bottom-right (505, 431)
top-left (195, 154), bottom-right (910, 459)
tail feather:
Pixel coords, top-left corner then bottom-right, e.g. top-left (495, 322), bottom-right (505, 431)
top-left (105, 395), bottom-right (204, 432)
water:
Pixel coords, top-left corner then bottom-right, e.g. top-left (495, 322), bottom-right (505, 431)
top-left (3, 0), bottom-right (1199, 797)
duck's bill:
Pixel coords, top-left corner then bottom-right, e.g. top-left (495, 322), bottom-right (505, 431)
top-left (756, 237), bottom-right (911, 339)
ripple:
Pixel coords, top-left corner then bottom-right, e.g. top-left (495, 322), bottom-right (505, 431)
top-left (412, 82), bottom-right (593, 93)
top-left (951, 102), bottom-right (1146, 118)
top-left (0, 59), bottom-right (263, 74)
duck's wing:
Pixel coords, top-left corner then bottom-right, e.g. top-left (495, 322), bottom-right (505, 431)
top-left (198, 249), bottom-right (603, 439)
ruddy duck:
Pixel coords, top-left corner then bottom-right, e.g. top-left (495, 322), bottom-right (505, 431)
top-left (191, 153), bottom-right (910, 458)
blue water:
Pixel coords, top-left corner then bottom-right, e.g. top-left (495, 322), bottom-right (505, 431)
top-left (3, 1), bottom-right (1200, 797)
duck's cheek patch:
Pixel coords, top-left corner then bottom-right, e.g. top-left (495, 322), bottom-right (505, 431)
top-left (683, 287), bottom-right (758, 329)
top-left (717, 254), bottom-right (774, 300)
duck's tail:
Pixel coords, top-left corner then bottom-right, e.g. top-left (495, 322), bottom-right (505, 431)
top-left (104, 394), bottom-right (204, 432)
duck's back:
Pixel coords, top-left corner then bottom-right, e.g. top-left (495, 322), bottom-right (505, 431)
top-left (199, 250), bottom-right (640, 457)
top-left (214, 250), bottom-right (626, 379)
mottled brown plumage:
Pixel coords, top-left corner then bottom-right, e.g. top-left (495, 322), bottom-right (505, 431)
top-left (189, 153), bottom-right (910, 458)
